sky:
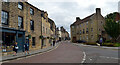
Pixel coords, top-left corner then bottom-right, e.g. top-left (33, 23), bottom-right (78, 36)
top-left (28, 0), bottom-right (120, 35)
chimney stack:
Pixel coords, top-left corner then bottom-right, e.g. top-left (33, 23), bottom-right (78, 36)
top-left (76, 17), bottom-right (81, 21)
top-left (96, 8), bottom-right (101, 15)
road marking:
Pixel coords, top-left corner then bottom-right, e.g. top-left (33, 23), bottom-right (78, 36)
top-left (89, 58), bottom-right (92, 61)
top-left (81, 52), bottom-right (86, 63)
top-left (99, 56), bottom-right (119, 59)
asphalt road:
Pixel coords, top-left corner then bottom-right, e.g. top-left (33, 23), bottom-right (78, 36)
top-left (4, 41), bottom-right (84, 63)
top-left (2, 41), bottom-right (120, 65)
top-left (73, 43), bottom-right (119, 63)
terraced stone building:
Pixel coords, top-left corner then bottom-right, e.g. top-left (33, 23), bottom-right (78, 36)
top-left (0, 2), bottom-right (56, 53)
top-left (70, 8), bottom-right (106, 43)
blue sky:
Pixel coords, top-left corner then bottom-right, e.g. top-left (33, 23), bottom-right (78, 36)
top-left (28, 0), bottom-right (120, 35)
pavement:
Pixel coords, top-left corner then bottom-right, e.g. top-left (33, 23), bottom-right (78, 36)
top-left (73, 43), bottom-right (120, 50)
top-left (1, 42), bottom-right (61, 62)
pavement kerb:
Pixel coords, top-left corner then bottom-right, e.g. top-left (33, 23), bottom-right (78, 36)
top-left (1, 42), bottom-right (61, 62)
top-left (72, 43), bottom-right (120, 50)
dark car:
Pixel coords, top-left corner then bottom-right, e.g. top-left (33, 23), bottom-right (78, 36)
top-left (76, 40), bottom-right (86, 43)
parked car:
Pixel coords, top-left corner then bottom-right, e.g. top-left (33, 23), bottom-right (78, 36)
top-left (76, 40), bottom-right (86, 43)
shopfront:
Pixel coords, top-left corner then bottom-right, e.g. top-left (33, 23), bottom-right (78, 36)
top-left (0, 27), bottom-right (25, 52)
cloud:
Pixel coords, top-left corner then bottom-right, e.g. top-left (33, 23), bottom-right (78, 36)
top-left (28, 0), bottom-right (120, 34)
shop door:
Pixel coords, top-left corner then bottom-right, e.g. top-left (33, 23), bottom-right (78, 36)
top-left (17, 34), bottom-right (24, 52)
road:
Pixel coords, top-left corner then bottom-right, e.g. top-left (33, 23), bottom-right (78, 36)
top-left (4, 41), bottom-right (84, 63)
top-left (74, 43), bottom-right (119, 63)
top-left (2, 41), bottom-right (119, 64)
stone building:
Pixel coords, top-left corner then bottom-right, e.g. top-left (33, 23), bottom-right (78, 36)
top-left (48, 18), bottom-right (56, 40)
top-left (56, 26), bottom-right (69, 41)
top-left (70, 8), bottom-right (106, 43)
top-left (0, 2), bottom-right (55, 53)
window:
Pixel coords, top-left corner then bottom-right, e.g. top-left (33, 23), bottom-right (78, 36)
top-left (79, 24), bottom-right (81, 27)
top-left (30, 8), bottom-right (34, 15)
top-left (83, 29), bottom-right (85, 34)
top-left (86, 35), bottom-right (88, 40)
top-left (30, 20), bottom-right (34, 30)
top-left (80, 30), bottom-right (82, 34)
top-left (43, 27), bottom-right (45, 33)
top-left (18, 16), bottom-right (23, 29)
top-left (80, 36), bottom-right (82, 40)
top-left (91, 28), bottom-right (93, 32)
top-left (86, 28), bottom-right (88, 33)
top-left (86, 21), bottom-right (88, 25)
top-left (91, 35), bottom-right (93, 39)
top-left (83, 36), bottom-right (85, 40)
top-left (1, 11), bottom-right (9, 25)
top-left (32, 37), bottom-right (35, 46)
top-left (18, 2), bottom-right (23, 10)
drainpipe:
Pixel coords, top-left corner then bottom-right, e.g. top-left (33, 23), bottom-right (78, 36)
top-left (41, 18), bottom-right (43, 49)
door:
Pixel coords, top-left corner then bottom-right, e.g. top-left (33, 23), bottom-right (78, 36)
top-left (73, 37), bottom-right (76, 43)
top-left (17, 34), bottom-right (24, 52)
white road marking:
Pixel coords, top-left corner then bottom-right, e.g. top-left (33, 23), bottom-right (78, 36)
top-left (81, 52), bottom-right (86, 63)
top-left (99, 56), bottom-right (119, 59)
top-left (89, 58), bottom-right (92, 61)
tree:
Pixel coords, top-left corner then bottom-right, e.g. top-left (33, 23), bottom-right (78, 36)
top-left (104, 12), bottom-right (120, 42)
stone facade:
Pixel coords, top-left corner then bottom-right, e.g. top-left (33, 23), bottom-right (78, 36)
top-left (70, 8), bottom-right (106, 43)
top-left (56, 26), bottom-right (69, 41)
top-left (41, 11), bottom-right (51, 48)
top-left (48, 18), bottom-right (56, 39)
top-left (1, 2), bottom-right (56, 51)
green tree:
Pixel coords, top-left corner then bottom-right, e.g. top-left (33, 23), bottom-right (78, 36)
top-left (104, 12), bottom-right (120, 42)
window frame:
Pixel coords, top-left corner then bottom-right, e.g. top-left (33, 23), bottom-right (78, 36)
top-left (1, 10), bottom-right (9, 25)
top-left (18, 2), bottom-right (23, 10)
top-left (30, 8), bottom-right (34, 15)
top-left (32, 37), bottom-right (35, 46)
top-left (86, 28), bottom-right (88, 33)
top-left (18, 16), bottom-right (23, 29)
top-left (30, 20), bottom-right (34, 31)
top-left (91, 28), bottom-right (93, 32)
top-left (83, 29), bottom-right (85, 34)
